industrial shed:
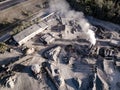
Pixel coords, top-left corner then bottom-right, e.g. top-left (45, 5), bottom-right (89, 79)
top-left (13, 23), bottom-right (48, 45)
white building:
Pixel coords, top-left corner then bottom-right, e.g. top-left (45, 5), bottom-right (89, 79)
top-left (40, 33), bottom-right (55, 44)
top-left (13, 23), bottom-right (48, 45)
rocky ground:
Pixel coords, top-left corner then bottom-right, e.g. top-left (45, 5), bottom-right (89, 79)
top-left (0, 0), bottom-right (120, 90)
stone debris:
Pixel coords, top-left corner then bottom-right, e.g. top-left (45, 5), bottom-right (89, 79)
top-left (5, 75), bottom-right (17, 88)
top-left (24, 47), bottom-right (35, 55)
top-left (31, 64), bottom-right (41, 75)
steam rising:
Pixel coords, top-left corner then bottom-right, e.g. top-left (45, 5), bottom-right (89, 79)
top-left (49, 0), bottom-right (70, 14)
top-left (49, 0), bottom-right (96, 45)
top-left (87, 29), bottom-right (96, 45)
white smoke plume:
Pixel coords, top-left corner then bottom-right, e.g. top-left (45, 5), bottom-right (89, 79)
top-left (49, 0), bottom-right (70, 14)
top-left (49, 0), bottom-right (96, 45)
top-left (87, 29), bottom-right (96, 45)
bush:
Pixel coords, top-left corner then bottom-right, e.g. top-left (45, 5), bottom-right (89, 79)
top-left (0, 42), bottom-right (8, 53)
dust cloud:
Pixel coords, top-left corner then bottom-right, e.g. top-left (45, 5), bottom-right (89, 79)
top-left (49, 0), bottom-right (96, 45)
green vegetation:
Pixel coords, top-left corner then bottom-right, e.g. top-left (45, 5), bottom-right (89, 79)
top-left (0, 42), bottom-right (8, 53)
top-left (10, 16), bottom-right (42, 35)
top-left (11, 21), bottom-right (33, 35)
top-left (66, 0), bottom-right (120, 24)
top-left (0, 20), bottom-right (11, 30)
top-left (21, 10), bottom-right (33, 17)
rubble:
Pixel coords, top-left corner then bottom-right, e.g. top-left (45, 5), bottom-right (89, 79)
top-left (94, 25), bottom-right (113, 39)
top-left (24, 47), bottom-right (35, 55)
top-left (5, 75), bottom-right (17, 88)
top-left (0, 0), bottom-right (120, 90)
top-left (71, 77), bottom-right (82, 89)
top-left (42, 46), bottom-right (61, 62)
top-left (99, 47), bottom-right (118, 58)
top-left (31, 64), bottom-right (41, 75)
top-left (109, 39), bottom-right (120, 48)
top-left (116, 61), bottom-right (120, 67)
top-left (89, 46), bottom-right (118, 59)
top-left (41, 62), bottom-right (60, 89)
top-left (51, 24), bottom-right (65, 32)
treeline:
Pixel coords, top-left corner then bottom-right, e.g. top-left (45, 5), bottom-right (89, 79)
top-left (66, 0), bottom-right (120, 24)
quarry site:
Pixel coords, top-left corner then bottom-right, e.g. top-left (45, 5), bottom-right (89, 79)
top-left (0, 0), bottom-right (120, 90)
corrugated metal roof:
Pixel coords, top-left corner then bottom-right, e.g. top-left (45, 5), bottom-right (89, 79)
top-left (13, 24), bottom-right (40, 43)
top-left (37, 21), bottom-right (47, 28)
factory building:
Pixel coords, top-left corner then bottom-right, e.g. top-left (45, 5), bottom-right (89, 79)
top-left (13, 23), bottom-right (48, 45)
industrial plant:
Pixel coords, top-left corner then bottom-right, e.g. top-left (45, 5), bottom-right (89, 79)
top-left (0, 0), bottom-right (120, 90)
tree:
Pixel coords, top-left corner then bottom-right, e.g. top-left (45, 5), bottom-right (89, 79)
top-left (66, 0), bottom-right (120, 24)
top-left (0, 42), bottom-right (8, 53)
